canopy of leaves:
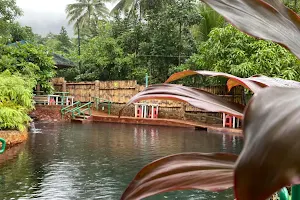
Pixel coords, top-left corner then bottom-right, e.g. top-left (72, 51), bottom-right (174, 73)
top-left (0, 43), bottom-right (56, 92)
top-left (283, 0), bottom-right (300, 13)
top-left (66, 0), bottom-right (108, 30)
top-left (179, 25), bottom-right (300, 86)
top-left (76, 22), bottom-right (134, 81)
top-left (111, 0), bottom-right (165, 17)
top-left (191, 2), bottom-right (226, 43)
top-left (0, 1), bottom-right (28, 44)
top-left (0, 0), bottom-right (22, 21)
top-left (56, 27), bottom-right (73, 53)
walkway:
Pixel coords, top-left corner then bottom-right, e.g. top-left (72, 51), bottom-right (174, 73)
top-left (90, 111), bottom-right (243, 136)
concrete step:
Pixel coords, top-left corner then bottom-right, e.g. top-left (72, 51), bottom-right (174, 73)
top-left (75, 115), bottom-right (90, 119)
top-left (71, 116), bottom-right (92, 124)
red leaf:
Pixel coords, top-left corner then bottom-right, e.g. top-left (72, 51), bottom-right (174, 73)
top-left (247, 75), bottom-right (300, 88)
top-left (234, 87), bottom-right (300, 200)
top-left (165, 70), bottom-right (264, 93)
top-left (165, 71), bottom-right (300, 93)
top-left (202, 0), bottom-right (300, 59)
top-left (119, 84), bottom-right (245, 118)
top-left (121, 153), bottom-right (237, 200)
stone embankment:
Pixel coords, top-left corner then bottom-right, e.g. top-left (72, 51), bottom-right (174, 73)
top-left (0, 130), bottom-right (28, 148)
top-left (0, 130), bottom-right (27, 165)
top-left (30, 105), bottom-right (70, 122)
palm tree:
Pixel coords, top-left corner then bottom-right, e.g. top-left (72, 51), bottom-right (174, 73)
top-left (191, 2), bottom-right (225, 42)
top-left (66, 0), bottom-right (108, 59)
top-left (66, 0), bottom-right (108, 29)
top-left (111, 0), bottom-right (164, 19)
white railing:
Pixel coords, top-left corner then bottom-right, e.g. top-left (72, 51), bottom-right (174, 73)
top-left (134, 103), bottom-right (159, 119)
top-left (47, 95), bottom-right (74, 106)
top-left (222, 113), bottom-right (240, 129)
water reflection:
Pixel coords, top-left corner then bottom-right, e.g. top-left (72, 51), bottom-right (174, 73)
top-left (134, 127), bottom-right (159, 148)
top-left (222, 134), bottom-right (242, 153)
top-left (0, 123), bottom-right (243, 200)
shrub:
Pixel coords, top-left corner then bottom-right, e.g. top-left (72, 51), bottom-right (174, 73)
top-left (0, 43), bottom-right (56, 93)
top-left (0, 71), bottom-right (34, 131)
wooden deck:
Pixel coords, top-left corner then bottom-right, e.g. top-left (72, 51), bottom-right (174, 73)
top-left (89, 112), bottom-right (243, 136)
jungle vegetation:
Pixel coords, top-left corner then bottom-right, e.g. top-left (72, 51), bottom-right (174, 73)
top-left (0, 0), bottom-right (300, 130)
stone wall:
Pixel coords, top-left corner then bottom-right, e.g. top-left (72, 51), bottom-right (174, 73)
top-left (185, 112), bottom-right (222, 124)
top-left (52, 77), bottom-right (244, 124)
top-left (109, 103), bottom-right (135, 117)
top-left (52, 78), bottom-right (244, 105)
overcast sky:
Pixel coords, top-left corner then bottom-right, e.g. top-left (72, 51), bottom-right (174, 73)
top-left (16, 0), bottom-right (113, 37)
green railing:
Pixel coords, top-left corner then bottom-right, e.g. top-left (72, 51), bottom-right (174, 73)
top-left (71, 102), bottom-right (92, 119)
top-left (61, 101), bottom-right (81, 119)
top-left (93, 97), bottom-right (112, 115)
top-left (0, 138), bottom-right (6, 154)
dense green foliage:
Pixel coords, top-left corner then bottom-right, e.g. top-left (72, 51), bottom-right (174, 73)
top-left (0, 0), bottom-right (22, 21)
top-left (0, 0), bottom-right (25, 44)
top-left (0, 0), bottom-right (57, 130)
top-left (60, 0), bottom-right (201, 83)
top-left (0, 0), bottom-right (56, 92)
top-left (1, 0), bottom-right (300, 130)
top-left (0, 43), bottom-right (56, 92)
top-left (0, 71), bottom-right (34, 131)
top-left (54, 0), bottom-right (300, 86)
top-left (77, 23), bottom-right (135, 81)
top-left (283, 0), bottom-right (300, 12)
top-left (42, 27), bottom-right (74, 54)
top-left (175, 25), bottom-right (300, 86)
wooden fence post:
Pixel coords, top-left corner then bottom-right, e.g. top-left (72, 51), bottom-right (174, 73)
top-left (95, 80), bottom-right (100, 108)
top-left (36, 84), bottom-right (41, 94)
top-left (62, 81), bottom-right (67, 92)
top-left (181, 103), bottom-right (186, 120)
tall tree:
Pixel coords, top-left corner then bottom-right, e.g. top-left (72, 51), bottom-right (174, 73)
top-left (136, 0), bottom-right (199, 83)
top-left (111, 0), bottom-right (164, 18)
top-left (8, 23), bottom-right (35, 43)
top-left (0, 0), bottom-right (22, 43)
top-left (66, 0), bottom-right (108, 29)
top-left (57, 26), bottom-right (72, 53)
top-left (0, 0), bottom-right (22, 21)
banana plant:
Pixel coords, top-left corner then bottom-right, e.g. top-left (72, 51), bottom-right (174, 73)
top-left (120, 0), bottom-right (300, 200)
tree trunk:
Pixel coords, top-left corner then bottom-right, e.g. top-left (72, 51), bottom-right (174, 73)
top-left (139, 0), bottom-right (142, 22)
top-left (178, 22), bottom-right (182, 66)
top-left (77, 22), bottom-right (81, 68)
top-left (88, 4), bottom-right (91, 24)
top-left (77, 22), bottom-right (81, 56)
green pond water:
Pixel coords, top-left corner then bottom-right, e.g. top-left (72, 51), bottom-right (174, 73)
top-left (0, 122), bottom-right (243, 200)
